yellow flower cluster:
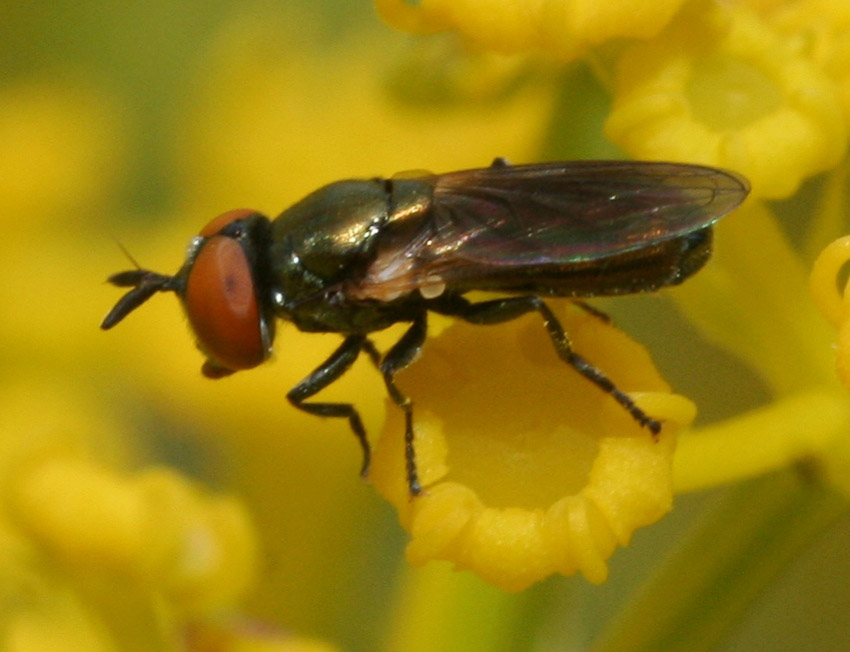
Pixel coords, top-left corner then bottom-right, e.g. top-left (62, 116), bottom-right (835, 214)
top-left (0, 381), bottom-right (336, 650)
top-left (606, 1), bottom-right (845, 198)
top-left (377, 0), bottom-right (850, 591)
top-left (9, 1), bottom-right (850, 644)
top-left (381, 0), bottom-right (850, 199)
top-left (0, 383), bottom-right (246, 648)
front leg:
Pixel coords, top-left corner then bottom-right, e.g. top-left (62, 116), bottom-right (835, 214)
top-left (287, 335), bottom-right (372, 477)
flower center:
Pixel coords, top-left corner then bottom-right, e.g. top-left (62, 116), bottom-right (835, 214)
top-left (445, 423), bottom-right (599, 509)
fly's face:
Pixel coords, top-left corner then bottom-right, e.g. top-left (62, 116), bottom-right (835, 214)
top-left (102, 209), bottom-right (275, 378)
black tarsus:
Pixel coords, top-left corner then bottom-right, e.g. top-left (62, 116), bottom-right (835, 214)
top-left (572, 300), bottom-right (612, 323)
top-left (286, 335), bottom-right (372, 477)
top-left (377, 313), bottom-right (429, 496)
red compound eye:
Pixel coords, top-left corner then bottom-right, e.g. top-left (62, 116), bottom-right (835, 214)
top-left (184, 230), bottom-right (265, 375)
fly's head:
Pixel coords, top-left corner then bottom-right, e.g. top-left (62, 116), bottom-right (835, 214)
top-left (102, 209), bottom-right (276, 378)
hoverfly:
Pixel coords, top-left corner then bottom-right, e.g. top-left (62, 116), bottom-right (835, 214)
top-left (102, 159), bottom-right (749, 495)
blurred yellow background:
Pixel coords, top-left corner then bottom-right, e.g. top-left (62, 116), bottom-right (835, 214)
top-left (4, 2), bottom-right (850, 651)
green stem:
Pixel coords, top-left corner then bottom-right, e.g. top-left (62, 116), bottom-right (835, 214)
top-left (591, 469), bottom-right (848, 652)
top-left (381, 561), bottom-right (545, 652)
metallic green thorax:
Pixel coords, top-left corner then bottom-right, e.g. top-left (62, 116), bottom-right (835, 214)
top-left (267, 178), bottom-right (434, 334)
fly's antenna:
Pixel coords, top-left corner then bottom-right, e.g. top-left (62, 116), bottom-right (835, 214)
top-left (101, 237), bottom-right (176, 330)
top-left (101, 269), bottom-right (177, 330)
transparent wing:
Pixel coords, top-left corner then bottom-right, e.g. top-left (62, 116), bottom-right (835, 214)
top-left (354, 160), bottom-right (749, 298)
top-left (427, 160), bottom-right (748, 264)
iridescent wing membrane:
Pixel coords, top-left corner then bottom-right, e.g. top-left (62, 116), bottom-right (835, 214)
top-left (430, 161), bottom-right (747, 263)
top-left (361, 161), bottom-right (749, 297)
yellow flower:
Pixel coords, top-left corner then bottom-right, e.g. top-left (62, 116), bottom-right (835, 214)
top-left (12, 1), bottom-right (850, 649)
top-left (605, 2), bottom-right (846, 199)
top-left (375, 0), bottom-right (688, 59)
top-left (753, 0), bottom-right (850, 123)
top-left (809, 224), bottom-right (850, 495)
top-left (0, 381), bottom-right (262, 649)
top-left (14, 462), bottom-right (257, 615)
top-left (370, 307), bottom-right (695, 590)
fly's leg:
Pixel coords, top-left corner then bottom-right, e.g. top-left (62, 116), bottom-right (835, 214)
top-left (361, 339), bottom-right (382, 367)
top-left (361, 334), bottom-right (425, 496)
top-left (572, 300), bottom-right (612, 324)
top-left (287, 335), bottom-right (372, 477)
top-left (379, 313), bottom-right (429, 496)
top-left (433, 295), bottom-right (661, 435)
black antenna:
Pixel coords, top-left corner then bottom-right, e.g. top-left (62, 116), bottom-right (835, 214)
top-left (101, 269), bottom-right (176, 330)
